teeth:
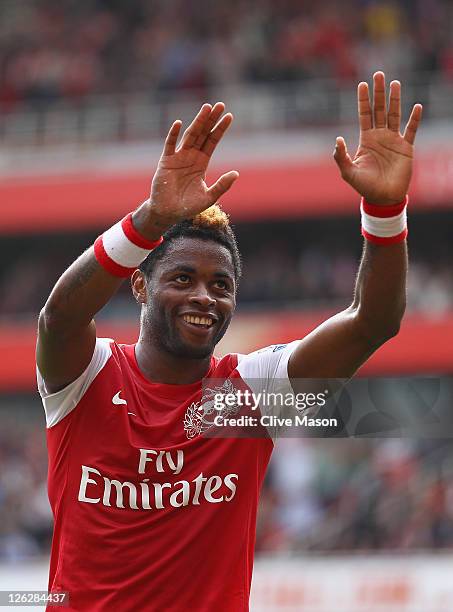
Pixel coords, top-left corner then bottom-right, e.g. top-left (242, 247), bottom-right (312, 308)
top-left (183, 315), bottom-right (213, 326)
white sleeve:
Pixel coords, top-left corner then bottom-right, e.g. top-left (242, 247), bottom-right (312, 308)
top-left (236, 340), bottom-right (300, 410)
top-left (236, 341), bottom-right (300, 389)
top-left (235, 341), bottom-right (301, 441)
top-left (37, 338), bottom-right (113, 428)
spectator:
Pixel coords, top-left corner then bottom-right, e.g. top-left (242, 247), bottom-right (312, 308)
top-left (1, 0), bottom-right (452, 111)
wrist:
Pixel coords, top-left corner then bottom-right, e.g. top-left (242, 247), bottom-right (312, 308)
top-left (361, 195), bottom-right (408, 245)
top-left (361, 196), bottom-right (407, 206)
top-left (94, 207), bottom-right (163, 277)
top-left (132, 199), bottom-right (172, 242)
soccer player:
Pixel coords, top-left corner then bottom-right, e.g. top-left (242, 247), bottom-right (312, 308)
top-left (37, 72), bottom-right (421, 611)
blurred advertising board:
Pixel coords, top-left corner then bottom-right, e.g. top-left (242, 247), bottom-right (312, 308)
top-left (251, 555), bottom-right (453, 612)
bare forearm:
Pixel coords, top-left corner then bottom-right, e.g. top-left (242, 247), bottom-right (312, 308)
top-left (37, 247), bottom-right (125, 390)
top-left (352, 240), bottom-right (408, 343)
top-left (39, 247), bottom-right (123, 335)
top-left (40, 201), bottom-right (168, 334)
top-left (38, 184), bottom-right (173, 389)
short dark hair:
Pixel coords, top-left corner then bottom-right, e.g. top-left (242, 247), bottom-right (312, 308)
top-left (139, 205), bottom-right (242, 283)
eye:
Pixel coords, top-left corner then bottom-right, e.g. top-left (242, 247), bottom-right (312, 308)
top-left (214, 280), bottom-right (228, 290)
top-left (175, 274), bottom-right (190, 284)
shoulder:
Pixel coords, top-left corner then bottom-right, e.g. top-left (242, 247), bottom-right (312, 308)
top-left (236, 341), bottom-right (300, 380)
top-left (213, 341), bottom-right (301, 381)
top-left (37, 337), bottom-right (118, 428)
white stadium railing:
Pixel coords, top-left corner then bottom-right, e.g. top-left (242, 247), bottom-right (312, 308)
top-left (1, 76), bottom-right (453, 148)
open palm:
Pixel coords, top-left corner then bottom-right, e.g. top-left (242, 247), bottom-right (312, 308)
top-left (150, 103), bottom-right (239, 226)
top-left (334, 72), bottom-right (422, 205)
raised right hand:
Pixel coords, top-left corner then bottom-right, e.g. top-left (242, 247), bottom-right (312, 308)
top-left (144, 103), bottom-right (239, 233)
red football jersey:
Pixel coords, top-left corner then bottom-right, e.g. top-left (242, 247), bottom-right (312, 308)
top-left (37, 338), bottom-right (298, 611)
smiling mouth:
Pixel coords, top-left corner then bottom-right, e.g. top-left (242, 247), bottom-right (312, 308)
top-left (182, 314), bottom-right (215, 328)
top-left (179, 314), bottom-right (219, 337)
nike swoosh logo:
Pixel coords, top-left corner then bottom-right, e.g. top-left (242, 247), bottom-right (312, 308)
top-left (112, 391), bottom-right (127, 405)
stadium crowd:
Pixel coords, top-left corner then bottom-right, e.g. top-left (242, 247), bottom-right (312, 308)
top-left (257, 438), bottom-right (453, 553)
top-left (1, 222), bottom-right (452, 319)
top-left (1, 0), bottom-right (453, 111)
top-left (2, 418), bottom-right (453, 561)
top-left (0, 416), bottom-right (51, 561)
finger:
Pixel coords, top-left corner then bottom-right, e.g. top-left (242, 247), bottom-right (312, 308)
top-left (194, 102), bottom-right (225, 150)
top-left (201, 113), bottom-right (234, 158)
top-left (179, 103), bottom-right (212, 150)
top-left (387, 80), bottom-right (401, 132)
top-left (358, 82), bottom-right (372, 131)
top-left (333, 137), bottom-right (354, 181)
top-left (206, 170), bottom-right (239, 204)
top-left (162, 120), bottom-right (182, 156)
top-left (403, 104), bottom-right (423, 145)
top-left (373, 71), bottom-right (387, 128)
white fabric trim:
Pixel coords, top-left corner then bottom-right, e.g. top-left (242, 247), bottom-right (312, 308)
top-left (102, 221), bottom-right (151, 268)
top-left (236, 341), bottom-right (300, 384)
top-left (37, 338), bottom-right (113, 428)
top-left (361, 205), bottom-right (407, 238)
top-left (236, 341), bottom-right (300, 441)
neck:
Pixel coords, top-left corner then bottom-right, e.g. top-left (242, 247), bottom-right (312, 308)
top-left (135, 337), bottom-right (212, 385)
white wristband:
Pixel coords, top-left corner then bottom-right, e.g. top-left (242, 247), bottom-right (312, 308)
top-left (360, 196), bottom-right (408, 244)
top-left (94, 213), bottom-right (163, 277)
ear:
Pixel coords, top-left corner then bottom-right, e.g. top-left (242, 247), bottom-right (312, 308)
top-left (131, 269), bottom-right (147, 304)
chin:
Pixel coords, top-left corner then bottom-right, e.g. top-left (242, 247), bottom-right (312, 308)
top-left (176, 344), bottom-right (213, 359)
top-left (186, 337), bottom-right (216, 357)
top-left (167, 336), bottom-right (214, 359)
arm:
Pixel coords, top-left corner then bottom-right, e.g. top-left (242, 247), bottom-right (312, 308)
top-left (288, 72), bottom-right (422, 380)
top-left (37, 102), bottom-right (239, 392)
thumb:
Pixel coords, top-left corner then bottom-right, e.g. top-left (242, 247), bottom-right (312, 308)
top-left (333, 137), bottom-right (354, 180)
top-left (206, 170), bottom-right (239, 204)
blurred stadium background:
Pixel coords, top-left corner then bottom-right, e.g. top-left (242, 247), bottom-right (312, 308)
top-left (1, 1), bottom-right (453, 610)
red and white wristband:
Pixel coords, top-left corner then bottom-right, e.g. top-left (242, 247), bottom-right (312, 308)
top-left (361, 195), bottom-right (408, 245)
top-left (94, 213), bottom-right (163, 277)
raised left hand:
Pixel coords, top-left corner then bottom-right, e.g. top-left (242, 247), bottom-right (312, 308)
top-left (334, 71), bottom-right (422, 205)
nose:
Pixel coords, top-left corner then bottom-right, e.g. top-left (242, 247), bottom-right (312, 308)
top-left (188, 283), bottom-right (216, 308)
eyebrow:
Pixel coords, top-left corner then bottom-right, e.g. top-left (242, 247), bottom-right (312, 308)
top-left (167, 265), bottom-right (196, 274)
top-left (166, 265), bottom-right (234, 279)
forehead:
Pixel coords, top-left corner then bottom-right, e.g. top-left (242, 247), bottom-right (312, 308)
top-left (158, 237), bottom-right (235, 277)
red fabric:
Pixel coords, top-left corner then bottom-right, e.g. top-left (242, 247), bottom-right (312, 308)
top-left (361, 195), bottom-right (408, 217)
top-left (46, 342), bottom-right (272, 611)
top-left (121, 213), bottom-right (164, 250)
top-left (93, 236), bottom-right (136, 277)
top-left (361, 228), bottom-right (408, 244)
top-left (7, 153), bottom-right (453, 233)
